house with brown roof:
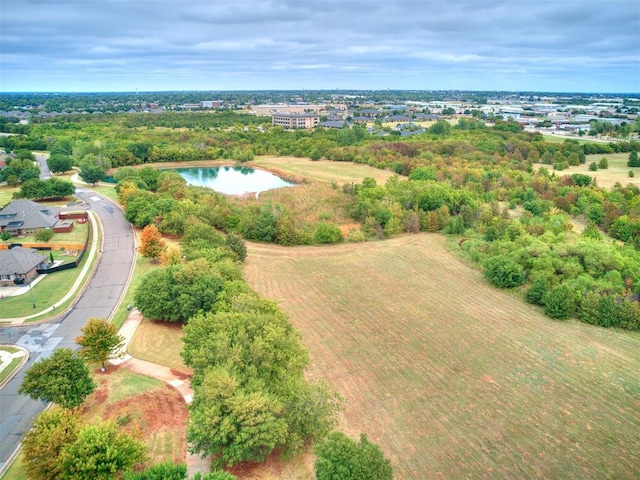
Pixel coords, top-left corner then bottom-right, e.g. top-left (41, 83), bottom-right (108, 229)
top-left (0, 246), bottom-right (49, 286)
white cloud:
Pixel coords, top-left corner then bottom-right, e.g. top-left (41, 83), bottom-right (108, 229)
top-left (1, 0), bottom-right (638, 92)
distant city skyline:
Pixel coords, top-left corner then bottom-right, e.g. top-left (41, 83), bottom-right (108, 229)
top-left (1, 0), bottom-right (639, 93)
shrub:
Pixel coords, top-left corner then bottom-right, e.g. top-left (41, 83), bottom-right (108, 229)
top-left (598, 157), bottom-right (608, 169)
top-left (314, 432), bottom-right (393, 480)
top-left (483, 256), bottom-right (525, 289)
top-left (588, 162), bottom-right (598, 171)
top-left (224, 233), bottom-right (247, 262)
top-left (543, 284), bottom-right (576, 319)
top-left (525, 277), bottom-right (548, 305)
top-left (34, 229), bottom-right (54, 242)
top-left (347, 229), bottom-right (366, 242)
top-left (553, 161), bottom-right (569, 171)
top-left (314, 223), bottom-right (344, 244)
top-left (629, 170), bottom-right (635, 178)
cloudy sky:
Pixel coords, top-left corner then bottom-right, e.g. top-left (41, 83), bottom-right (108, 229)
top-left (1, 0), bottom-right (639, 93)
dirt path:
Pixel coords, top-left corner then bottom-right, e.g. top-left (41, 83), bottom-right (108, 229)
top-left (112, 309), bottom-right (210, 475)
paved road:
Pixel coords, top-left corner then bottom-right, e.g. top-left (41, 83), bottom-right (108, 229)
top-left (0, 188), bottom-right (135, 472)
top-left (35, 155), bottom-right (51, 180)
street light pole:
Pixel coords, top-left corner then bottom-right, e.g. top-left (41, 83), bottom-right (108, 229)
top-left (29, 283), bottom-right (35, 309)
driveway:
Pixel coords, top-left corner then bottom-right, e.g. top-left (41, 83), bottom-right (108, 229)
top-left (0, 188), bottom-right (136, 472)
top-left (35, 154), bottom-right (51, 180)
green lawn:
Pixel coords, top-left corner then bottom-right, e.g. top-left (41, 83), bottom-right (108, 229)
top-left (542, 134), bottom-right (613, 145)
top-left (0, 452), bottom-right (26, 480)
top-left (0, 225), bottom-right (96, 322)
top-left (0, 220), bottom-right (88, 247)
top-left (0, 346), bottom-right (23, 384)
top-left (0, 185), bottom-right (19, 209)
top-left (111, 254), bottom-right (156, 329)
top-left (88, 185), bottom-right (119, 203)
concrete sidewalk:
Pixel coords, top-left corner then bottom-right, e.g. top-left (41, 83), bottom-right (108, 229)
top-left (112, 309), bottom-right (210, 475)
top-left (2, 210), bottom-right (100, 325)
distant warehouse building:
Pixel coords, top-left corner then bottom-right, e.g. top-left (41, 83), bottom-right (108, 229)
top-left (272, 113), bottom-right (320, 129)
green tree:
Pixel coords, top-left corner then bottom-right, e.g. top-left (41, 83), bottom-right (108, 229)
top-left (187, 366), bottom-right (288, 468)
top-left (75, 317), bottom-right (125, 372)
top-left (123, 461), bottom-right (187, 480)
top-left (50, 138), bottom-right (74, 156)
top-left (182, 308), bottom-right (308, 386)
top-left (19, 348), bottom-right (95, 409)
top-left (224, 232), bottom-right (247, 262)
top-left (79, 164), bottom-right (106, 185)
top-left (47, 154), bottom-right (74, 174)
top-left (525, 277), bottom-right (548, 306)
top-left (134, 260), bottom-right (225, 323)
top-left (543, 284), bottom-right (576, 320)
top-left (58, 421), bottom-right (147, 480)
top-left (314, 432), bottom-right (393, 480)
top-left (191, 472), bottom-right (237, 480)
top-left (628, 149), bottom-right (640, 167)
top-left (21, 407), bottom-right (82, 480)
top-left (314, 222), bottom-right (344, 244)
top-left (581, 222), bottom-right (602, 240)
top-left (598, 157), bottom-right (609, 169)
top-left (483, 256), bottom-right (525, 288)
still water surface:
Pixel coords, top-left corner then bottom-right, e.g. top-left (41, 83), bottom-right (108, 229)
top-left (175, 166), bottom-right (295, 195)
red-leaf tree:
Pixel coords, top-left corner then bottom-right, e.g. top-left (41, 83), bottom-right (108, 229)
top-left (139, 224), bottom-right (166, 263)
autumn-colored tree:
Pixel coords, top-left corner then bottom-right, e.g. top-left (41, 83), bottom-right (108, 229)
top-left (161, 244), bottom-right (184, 266)
top-left (139, 224), bottom-right (166, 263)
top-left (75, 317), bottom-right (125, 372)
top-left (118, 180), bottom-right (139, 207)
top-left (58, 421), bottom-right (147, 480)
top-left (21, 407), bottom-right (82, 480)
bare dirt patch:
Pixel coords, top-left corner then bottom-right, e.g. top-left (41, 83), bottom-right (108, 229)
top-left (244, 233), bottom-right (640, 479)
top-left (81, 368), bottom-right (188, 466)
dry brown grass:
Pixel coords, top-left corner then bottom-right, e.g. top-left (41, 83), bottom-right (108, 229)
top-left (536, 153), bottom-right (639, 189)
top-left (81, 367), bottom-right (188, 465)
top-left (243, 234), bottom-right (640, 480)
top-left (259, 181), bottom-right (355, 227)
top-left (251, 156), bottom-right (397, 186)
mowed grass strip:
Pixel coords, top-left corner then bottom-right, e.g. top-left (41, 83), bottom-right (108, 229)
top-left (128, 319), bottom-right (191, 374)
top-left (252, 156), bottom-right (398, 185)
top-left (243, 234), bottom-right (640, 480)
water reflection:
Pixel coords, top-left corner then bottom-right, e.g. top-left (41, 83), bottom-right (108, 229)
top-left (174, 166), bottom-right (294, 195)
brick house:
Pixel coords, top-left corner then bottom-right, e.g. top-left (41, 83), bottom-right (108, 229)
top-left (0, 246), bottom-right (49, 286)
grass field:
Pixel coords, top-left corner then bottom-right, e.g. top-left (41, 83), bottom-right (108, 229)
top-left (243, 234), bottom-right (640, 480)
top-left (252, 156), bottom-right (398, 186)
top-left (128, 319), bottom-right (191, 374)
top-left (534, 152), bottom-right (639, 189)
top-left (0, 185), bottom-right (18, 208)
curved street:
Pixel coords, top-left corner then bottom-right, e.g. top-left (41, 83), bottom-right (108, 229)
top-left (0, 187), bottom-right (136, 472)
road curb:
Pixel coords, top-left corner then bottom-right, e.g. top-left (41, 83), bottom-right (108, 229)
top-left (0, 345), bottom-right (29, 390)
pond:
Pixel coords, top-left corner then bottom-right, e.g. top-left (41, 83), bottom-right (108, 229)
top-left (174, 166), bottom-right (295, 196)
